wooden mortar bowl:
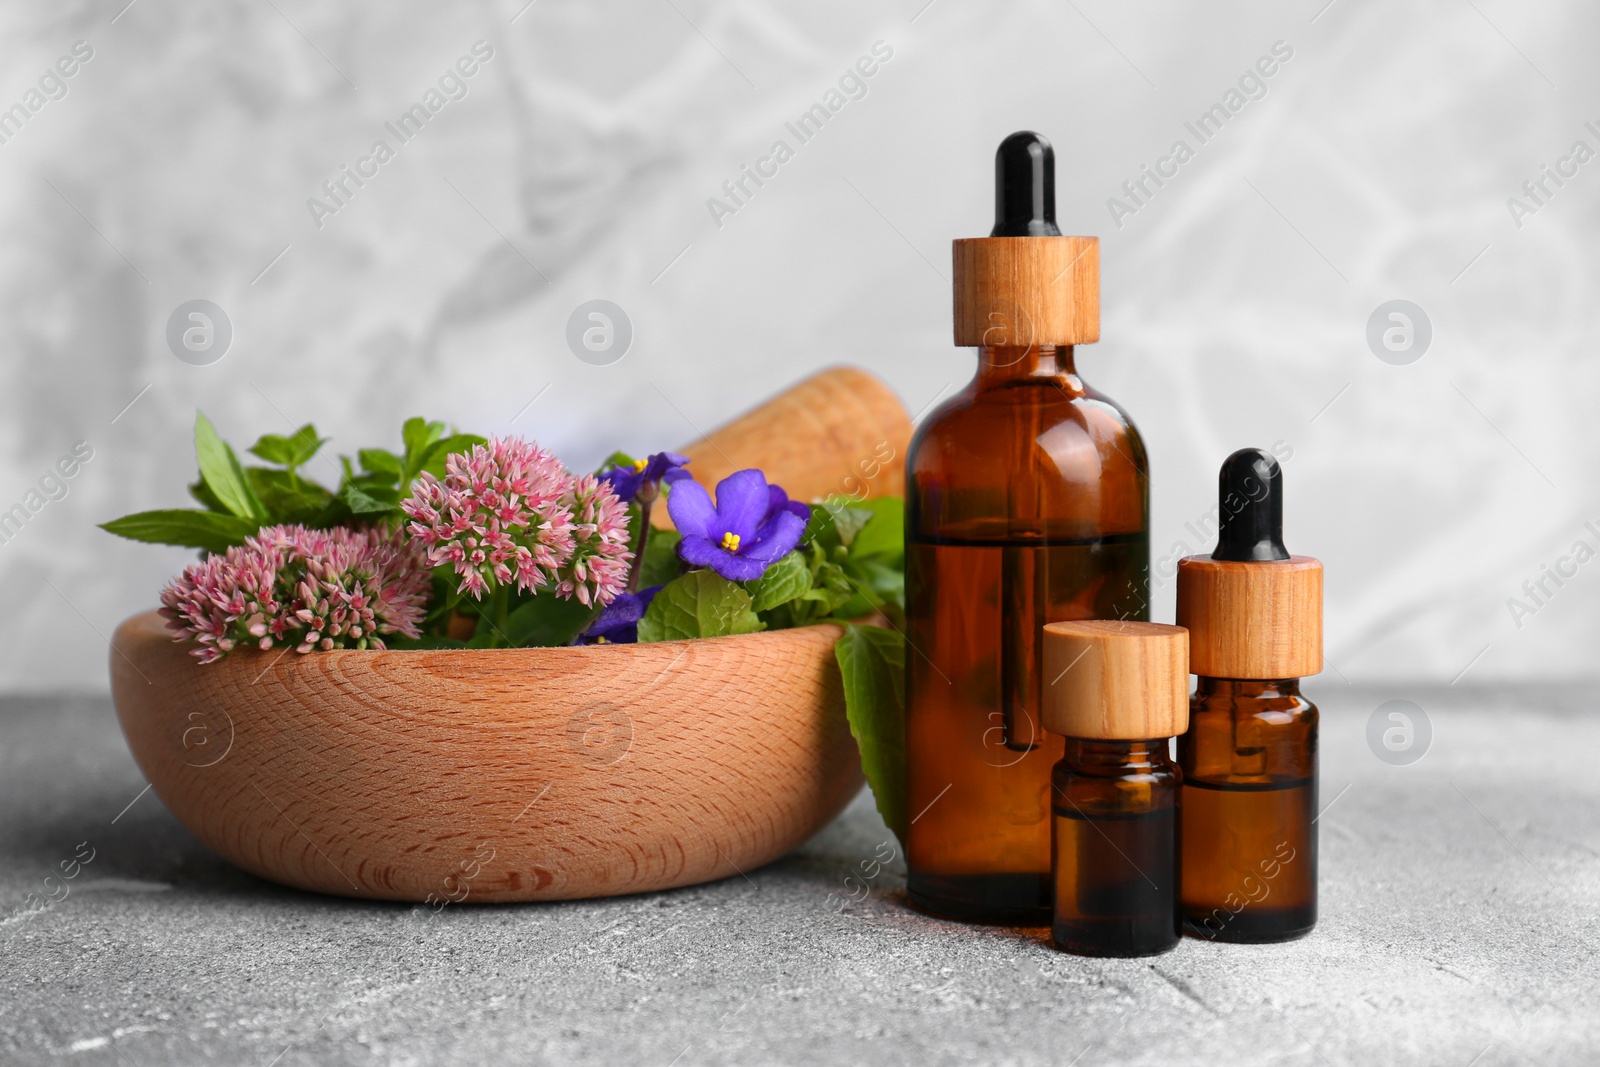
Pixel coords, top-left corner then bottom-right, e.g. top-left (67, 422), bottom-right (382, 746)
top-left (109, 611), bottom-right (863, 903)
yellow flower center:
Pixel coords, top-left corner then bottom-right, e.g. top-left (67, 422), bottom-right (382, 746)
top-left (632, 458), bottom-right (649, 473)
top-left (720, 531), bottom-right (742, 552)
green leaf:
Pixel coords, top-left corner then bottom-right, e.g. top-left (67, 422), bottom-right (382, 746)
top-left (801, 505), bottom-right (838, 550)
top-left (310, 494), bottom-right (356, 530)
top-left (802, 559), bottom-right (858, 616)
top-left (248, 424), bottom-right (326, 471)
top-left (835, 624), bottom-right (907, 844)
top-left (195, 412), bottom-right (267, 521)
top-left (401, 417), bottom-right (446, 465)
top-left (287, 426), bottom-right (328, 468)
top-left (745, 550), bottom-right (812, 613)
top-left (248, 435), bottom-right (296, 467)
top-left (845, 555), bottom-right (905, 619)
top-left (358, 448), bottom-right (403, 477)
top-left (342, 480), bottom-right (398, 515)
top-left (846, 497), bottom-right (903, 561)
top-left (100, 509), bottom-right (259, 553)
top-left (504, 593), bottom-right (599, 648)
top-left (637, 570), bottom-right (765, 642)
top-left (637, 528), bottom-right (683, 589)
top-left (246, 468), bottom-right (334, 525)
top-left (822, 501), bottom-right (873, 548)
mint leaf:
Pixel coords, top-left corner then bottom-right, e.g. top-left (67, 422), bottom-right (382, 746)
top-left (745, 550), bottom-right (811, 612)
top-left (342, 480), bottom-right (398, 515)
top-left (246, 468), bottom-right (333, 525)
top-left (358, 448), bottom-right (403, 477)
top-left (637, 528), bottom-right (683, 589)
top-left (248, 425), bottom-right (326, 472)
top-left (401, 417), bottom-right (446, 465)
top-left (637, 570), bottom-right (765, 642)
top-left (247, 434), bottom-right (296, 468)
top-left (802, 559), bottom-right (858, 618)
top-left (846, 555), bottom-right (905, 618)
top-left (822, 501), bottom-right (873, 547)
top-left (847, 497), bottom-right (903, 561)
top-left (195, 412), bottom-right (266, 521)
top-left (504, 593), bottom-right (598, 647)
top-left (284, 425), bottom-right (328, 468)
top-left (835, 624), bottom-right (907, 844)
top-left (801, 505), bottom-right (838, 550)
top-left (100, 509), bottom-right (259, 553)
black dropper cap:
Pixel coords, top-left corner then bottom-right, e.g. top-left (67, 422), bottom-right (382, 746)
top-left (991, 131), bottom-right (1062, 237)
top-left (1212, 448), bottom-right (1290, 562)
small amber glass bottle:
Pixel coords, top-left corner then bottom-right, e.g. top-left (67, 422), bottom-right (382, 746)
top-left (1176, 448), bottom-right (1322, 943)
top-left (905, 133), bottom-right (1149, 925)
top-left (1042, 620), bottom-right (1186, 956)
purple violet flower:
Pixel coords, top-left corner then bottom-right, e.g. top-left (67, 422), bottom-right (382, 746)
top-left (599, 452), bottom-right (691, 504)
top-left (668, 469), bottom-right (809, 582)
top-left (763, 484), bottom-right (811, 526)
top-left (578, 585), bottom-right (660, 644)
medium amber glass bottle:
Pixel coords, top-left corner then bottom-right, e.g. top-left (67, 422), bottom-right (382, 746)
top-left (1180, 677), bottom-right (1316, 940)
top-left (1176, 448), bottom-right (1322, 942)
top-left (1042, 621), bottom-right (1186, 956)
top-left (905, 132), bottom-right (1150, 924)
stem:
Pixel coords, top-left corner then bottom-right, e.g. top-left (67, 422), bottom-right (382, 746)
top-left (626, 497), bottom-right (654, 593)
top-left (492, 586), bottom-right (511, 648)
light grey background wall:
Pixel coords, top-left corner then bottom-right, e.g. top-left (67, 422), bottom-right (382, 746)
top-left (0, 0), bottom-right (1594, 692)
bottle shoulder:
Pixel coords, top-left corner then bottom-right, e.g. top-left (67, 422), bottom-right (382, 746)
top-left (907, 376), bottom-right (1149, 538)
top-left (1190, 687), bottom-right (1318, 725)
top-left (910, 378), bottom-right (1146, 457)
top-left (1179, 685), bottom-right (1317, 782)
top-left (1051, 755), bottom-right (1180, 815)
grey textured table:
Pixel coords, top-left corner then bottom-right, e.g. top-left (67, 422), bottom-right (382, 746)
top-left (2, 686), bottom-right (1596, 1066)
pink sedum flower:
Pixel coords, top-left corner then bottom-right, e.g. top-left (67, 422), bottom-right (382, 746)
top-left (159, 525), bottom-right (430, 664)
top-left (400, 436), bottom-right (632, 609)
top-left (559, 473), bottom-right (633, 607)
top-left (400, 436), bottom-right (577, 600)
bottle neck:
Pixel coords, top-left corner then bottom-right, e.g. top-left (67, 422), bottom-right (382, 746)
top-left (974, 344), bottom-right (1082, 394)
top-left (1062, 737), bottom-right (1168, 770)
top-left (1195, 677), bottom-right (1302, 699)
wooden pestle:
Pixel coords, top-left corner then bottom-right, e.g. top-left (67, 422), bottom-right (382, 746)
top-left (654, 366), bottom-right (913, 527)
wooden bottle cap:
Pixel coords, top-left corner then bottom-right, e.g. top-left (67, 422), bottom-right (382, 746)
top-left (1176, 556), bottom-right (1323, 679)
top-left (952, 236), bottom-right (1099, 347)
top-left (1041, 620), bottom-right (1189, 740)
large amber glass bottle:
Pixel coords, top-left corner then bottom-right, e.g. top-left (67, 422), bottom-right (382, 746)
top-left (904, 132), bottom-right (1150, 924)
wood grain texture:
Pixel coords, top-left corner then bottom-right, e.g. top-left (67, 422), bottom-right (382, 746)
top-left (1040, 620), bottom-right (1189, 740)
top-left (952, 236), bottom-right (1099, 347)
top-left (110, 611), bottom-right (863, 903)
top-left (1176, 555), bottom-right (1323, 680)
top-left (652, 366), bottom-right (911, 529)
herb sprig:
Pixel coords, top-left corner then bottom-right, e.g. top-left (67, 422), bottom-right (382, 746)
top-left (100, 413), bottom-right (484, 551)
